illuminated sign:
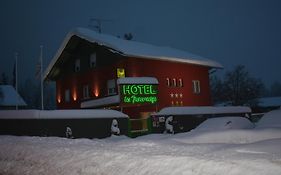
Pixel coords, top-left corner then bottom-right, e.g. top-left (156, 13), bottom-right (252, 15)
top-left (117, 68), bottom-right (125, 78)
top-left (120, 84), bottom-right (158, 105)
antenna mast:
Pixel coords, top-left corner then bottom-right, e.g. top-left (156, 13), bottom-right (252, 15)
top-left (88, 18), bottom-right (113, 33)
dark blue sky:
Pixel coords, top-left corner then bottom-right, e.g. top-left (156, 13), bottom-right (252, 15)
top-left (0, 0), bottom-right (281, 86)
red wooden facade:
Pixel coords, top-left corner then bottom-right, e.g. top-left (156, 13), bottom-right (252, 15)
top-left (56, 57), bottom-right (212, 110)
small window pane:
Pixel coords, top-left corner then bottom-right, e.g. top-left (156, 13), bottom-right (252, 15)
top-left (90, 53), bottom-right (97, 68)
top-left (166, 78), bottom-right (170, 87)
top-left (83, 85), bottom-right (90, 99)
top-left (75, 59), bottom-right (80, 72)
top-left (178, 78), bottom-right (183, 87)
top-left (65, 89), bottom-right (70, 102)
top-left (192, 80), bottom-right (201, 94)
top-left (107, 79), bottom-right (116, 95)
top-left (172, 78), bottom-right (177, 87)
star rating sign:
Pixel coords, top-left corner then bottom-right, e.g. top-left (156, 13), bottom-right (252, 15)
top-left (179, 93), bottom-right (183, 98)
top-left (170, 93), bottom-right (174, 98)
top-left (175, 93), bottom-right (179, 98)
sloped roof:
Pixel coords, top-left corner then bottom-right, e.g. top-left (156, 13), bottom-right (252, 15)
top-left (44, 28), bottom-right (223, 80)
top-left (0, 85), bottom-right (27, 106)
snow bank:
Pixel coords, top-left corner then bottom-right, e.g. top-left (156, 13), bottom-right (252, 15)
top-left (194, 116), bottom-right (254, 131)
top-left (156, 106), bottom-right (251, 116)
top-left (0, 109), bottom-right (128, 119)
top-left (173, 128), bottom-right (281, 144)
top-left (0, 110), bottom-right (281, 175)
top-left (1, 129), bottom-right (281, 175)
top-left (256, 109), bottom-right (281, 128)
top-left (0, 110), bottom-right (39, 119)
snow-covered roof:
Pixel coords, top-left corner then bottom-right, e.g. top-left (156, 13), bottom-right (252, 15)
top-left (155, 106), bottom-right (252, 116)
top-left (258, 96), bottom-right (281, 107)
top-left (0, 85), bottom-right (26, 106)
top-left (0, 109), bottom-right (128, 119)
top-left (81, 95), bottom-right (120, 109)
top-left (44, 28), bottom-right (223, 80)
top-left (117, 77), bottom-right (159, 85)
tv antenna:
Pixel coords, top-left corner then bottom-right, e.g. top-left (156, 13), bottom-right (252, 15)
top-left (88, 18), bottom-right (113, 33)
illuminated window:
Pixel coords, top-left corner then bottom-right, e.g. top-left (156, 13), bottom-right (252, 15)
top-left (166, 78), bottom-right (170, 87)
top-left (89, 53), bottom-right (97, 68)
top-left (107, 79), bottom-right (116, 95)
top-left (117, 68), bottom-right (125, 78)
top-left (65, 89), bottom-right (70, 102)
top-left (74, 59), bottom-right (80, 72)
top-left (178, 78), bottom-right (183, 87)
top-left (192, 80), bottom-right (201, 94)
top-left (83, 85), bottom-right (90, 99)
top-left (172, 78), bottom-right (177, 87)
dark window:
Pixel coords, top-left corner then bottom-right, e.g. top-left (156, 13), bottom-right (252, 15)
top-left (74, 59), bottom-right (80, 72)
top-left (89, 53), bottom-right (97, 68)
top-left (192, 80), bottom-right (201, 94)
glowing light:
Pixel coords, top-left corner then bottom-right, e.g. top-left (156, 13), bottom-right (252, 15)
top-left (73, 95), bottom-right (77, 101)
top-left (117, 68), bottom-right (125, 78)
top-left (57, 97), bottom-right (61, 103)
top-left (94, 90), bottom-right (99, 97)
top-left (73, 91), bottom-right (77, 101)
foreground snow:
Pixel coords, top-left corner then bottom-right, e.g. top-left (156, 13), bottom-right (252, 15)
top-left (0, 110), bottom-right (281, 175)
top-left (0, 129), bottom-right (281, 175)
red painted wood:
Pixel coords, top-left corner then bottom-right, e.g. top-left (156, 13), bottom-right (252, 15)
top-left (56, 57), bottom-right (212, 115)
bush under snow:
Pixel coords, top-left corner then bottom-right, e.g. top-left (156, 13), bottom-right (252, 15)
top-left (256, 109), bottom-right (281, 128)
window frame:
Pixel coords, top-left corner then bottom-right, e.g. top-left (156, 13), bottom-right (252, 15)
top-left (192, 80), bottom-right (201, 94)
top-left (107, 79), bottom-right (116, 96)
top-left (178, 78), bottom-right (183, 87)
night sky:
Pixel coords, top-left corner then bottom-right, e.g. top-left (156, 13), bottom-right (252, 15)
top-left (0, 0), bottom-right (280, 86)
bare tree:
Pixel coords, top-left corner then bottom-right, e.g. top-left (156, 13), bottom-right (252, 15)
top-left (211, 65), bottom-right (264, 106)
top-left (270, 81), bottom-right (281, 97)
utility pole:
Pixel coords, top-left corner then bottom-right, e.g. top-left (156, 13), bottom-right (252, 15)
top-left (15, 52), bottom-right (18, 110)
top-left (40, 45), bottom-right (44, 110)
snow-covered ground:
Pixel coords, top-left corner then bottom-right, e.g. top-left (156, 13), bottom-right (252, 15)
top-left (0, 109), bottom-right (281, 175)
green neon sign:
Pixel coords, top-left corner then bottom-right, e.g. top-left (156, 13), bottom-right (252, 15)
top-left (121, 84), bottom-right (158, 105)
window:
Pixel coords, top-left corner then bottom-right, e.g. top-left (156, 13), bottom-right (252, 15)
top-left (83, 85), bottom-right (90, 99)
top-left (107, 79), bottom-right (116, 95)
top-left (89, 53), bottom-right (97, 68)
top-left (65, 89), bottom-right (70, 102)
top-left (172, 78), bottom-right (177, 87)
top-left (75, 59), bottom-right (80, 72)
top-left (166, 78), bottom-right (170, 87)
top-left (178, 78), bottom-right (183, 87)
top-left (192, 80), bottom-right (201, 94)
